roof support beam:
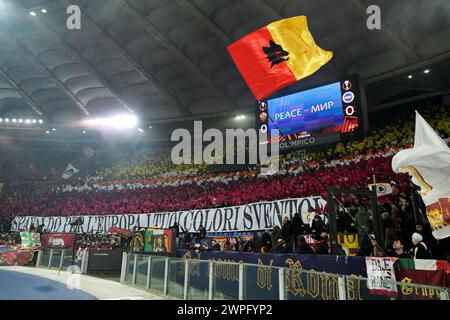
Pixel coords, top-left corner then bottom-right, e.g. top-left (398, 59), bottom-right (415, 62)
top-left (1, 31), bottom-right (90, 116)
top-left (346, 0), bottom-right (421, 63)
top-left (177, 0), bottom-right (234, 45)
top-left (121, 0), bottom-right (241, 111)
top-left (14, 0), bottom-right (133, 115)
top-left (0, 65), bottom-right (43, 116)
top-left (366, 52), bottom-right (450, 84)
top-left (56, 0), bottom-right (190, 117)
top-left (148, 108), bottom-right (254, 124)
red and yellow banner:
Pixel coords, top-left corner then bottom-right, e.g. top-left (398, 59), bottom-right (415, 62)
top-left (227, 16), bottom-right (333, 100)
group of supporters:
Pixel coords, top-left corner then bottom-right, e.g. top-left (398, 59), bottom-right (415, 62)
top-left (180, 209), bottom-right (448, 261)
top-left (0, 104), bottom-right (448, 261)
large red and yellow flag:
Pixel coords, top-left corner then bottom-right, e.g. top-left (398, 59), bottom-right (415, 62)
top-left (227, 16), bottom-right (333, 101)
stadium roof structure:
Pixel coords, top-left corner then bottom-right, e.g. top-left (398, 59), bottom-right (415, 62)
top-left (0, 0), bottom-right (449, 138)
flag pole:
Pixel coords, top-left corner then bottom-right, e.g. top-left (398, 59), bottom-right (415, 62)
top-left (265, 113), bottom-right (384, 253)
top-left (372, 172), bottom-right (379, 206)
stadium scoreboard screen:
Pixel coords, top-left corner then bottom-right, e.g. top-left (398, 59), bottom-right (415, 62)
top-left (256, 75), bottom-right (368, 151)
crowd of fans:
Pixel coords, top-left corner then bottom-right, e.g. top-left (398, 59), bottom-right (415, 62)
top-left (0, 103), bottom-right (449, 260)
top-left (181, 207), bottom-right (448, 260)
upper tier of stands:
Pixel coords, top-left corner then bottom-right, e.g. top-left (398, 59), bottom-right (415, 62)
top-left (0, 103), bottom-right (448, 223)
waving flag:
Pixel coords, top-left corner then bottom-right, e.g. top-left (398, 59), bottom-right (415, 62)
top-left (62, 164), bottom-right (80, 180)
top-left (227, 16), bottom-right (333, 100)
top-left (392, 112), bottom-right (450, 239)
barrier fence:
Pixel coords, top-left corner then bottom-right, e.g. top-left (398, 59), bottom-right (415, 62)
top-left (120, 253), bottom-right (450, 300)
top-left (36, 248), bottom-right (123, 275)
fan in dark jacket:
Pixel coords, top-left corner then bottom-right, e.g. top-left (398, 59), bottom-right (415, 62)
top-left (311, 214), bottom-right (324, 240)
top-left (271, 225), bottom-right (282, 246)
top-left (261, 228), bottom-right (272, 250)
top-left (250, 231), bottom-right (262, 253)
top-left (290, 213), bottom-right (304, 236)
top-left (295, 236), bottom-right (315, 255)
top-left (281, 216), bottom-right (293, 253)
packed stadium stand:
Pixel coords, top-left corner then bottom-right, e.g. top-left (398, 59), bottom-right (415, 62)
top-left (0, 0), bottom-right (449, 304)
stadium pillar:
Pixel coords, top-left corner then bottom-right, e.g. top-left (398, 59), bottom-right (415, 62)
top-left (163, 257), bottom-right (169, 295)
top-left (82, 250), bottom-right (89, 275)
top-left (238, 263), bottom-right (244, 300)
top-left (183, 260), bottom-right (189, 299)
top-left (146, 256), bottom-right (152, 289)
top-left (208, 261), bottom-right (214, 300)
top-left (36, 250), bottom-right (42, 268)
top-left (278, 268), bottom-right (285, 300)
top-left (327, 191), bottom-right (340, 255)
top-left (120, 252), bottom-right (128, 283)
top-left (48, 249), bottom-right (53, 268)
top-left (338, 276), bottom-right (347, 300)
top-left (59, 250), bottom-right (65, 270)
top-left (132, 255), bottom-right (138, 285)
top-left (370, 187), bottom-right (385, 251)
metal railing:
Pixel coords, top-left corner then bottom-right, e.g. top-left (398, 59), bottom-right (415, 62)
top-left (36, 248), bottom-right (87, 273)
top-left (120, 253), bottom-right (450, 300)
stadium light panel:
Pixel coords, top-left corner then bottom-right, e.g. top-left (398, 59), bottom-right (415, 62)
top-left (408, 75), bottom-right (413, 79)
top-left (83, 114), bottom-right (138, 129)
top-left (82, 130), bottom-right (86, 134)
top-left (39, 119), bottom-right (43, 124)
top-left (45, 130), bottom-right (50, 134)
top-left (5, 118), bottom-right (9, 123)
top-left (52, 128), bottom-right (56, 131)
top-left (0, 118), bottom-right (2, 122)
top-left (30, 11), bottom-right (36, 16)
top-left (32, 119), bottom-right (37, 124)
top-left (18, 119), bottom-right (23, 123)
top-left (41, 9), bottom-right (47, 13)
top-left (12, 118), bottom-right (16, 123)
top-left (26, 119), bottom-right (31, 124)
top-left (138, 128), bottom-right (144, 133)
top-left (424, 69), bottom-right (430, 74)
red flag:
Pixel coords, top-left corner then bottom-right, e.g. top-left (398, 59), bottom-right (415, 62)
top-left (227, 16), bottom-right (333, 100)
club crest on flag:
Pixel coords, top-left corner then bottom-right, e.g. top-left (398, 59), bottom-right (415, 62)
top-left (262, 40), bottom-right (290, 68)
top-left (368, 183), bottom-right (393, 196)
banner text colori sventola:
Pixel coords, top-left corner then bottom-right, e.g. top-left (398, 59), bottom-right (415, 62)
top-left (11, 196), bottom-right (326, 233)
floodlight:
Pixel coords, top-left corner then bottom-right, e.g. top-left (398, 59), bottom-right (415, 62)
top-left (84, 114), bottom-right (138, 129)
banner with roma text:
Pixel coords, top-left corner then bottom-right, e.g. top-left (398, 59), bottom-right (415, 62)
top-left (11, 196), bottom-right (326, 234)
